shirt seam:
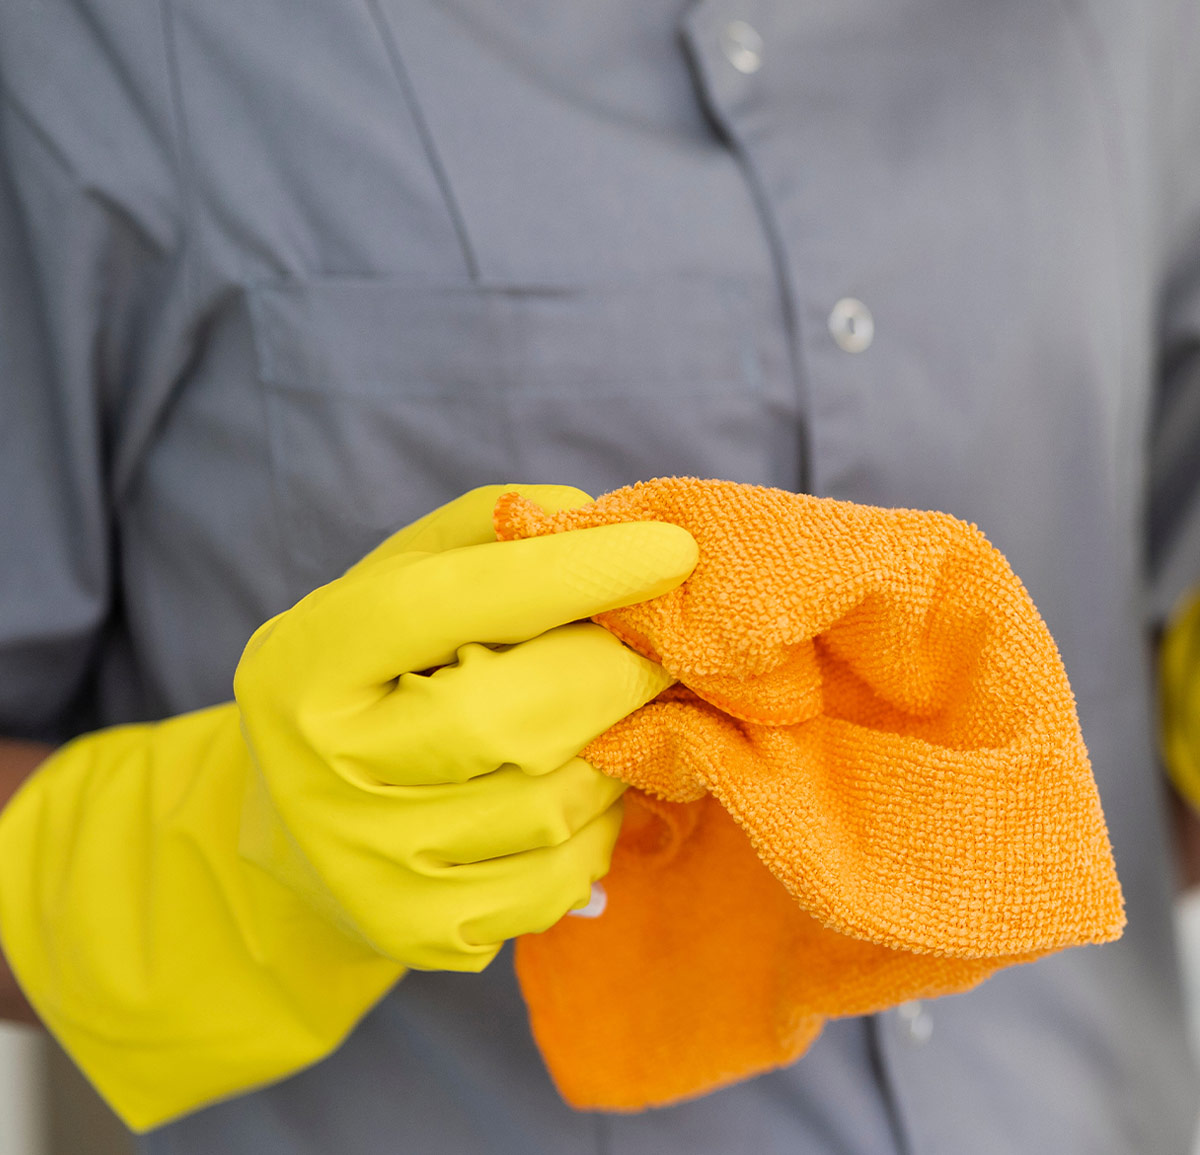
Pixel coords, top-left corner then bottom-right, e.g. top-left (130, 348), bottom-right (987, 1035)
top-left (363, 0), bottom-right (482, 282)
top-left (156, 0), bottom-right (199, 323)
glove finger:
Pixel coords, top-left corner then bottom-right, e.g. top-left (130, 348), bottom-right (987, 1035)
top-left (342, 796), bottom-right (623, 971)
top-left (289, 784), bottom-right (623, 972)
top-left (345, 484), bottom-right (595, 573)
top-left (263, 520), bottom-right (697, 693)
top-left (343, 623), bottom-right (669, 786)
top-left (402, 757), bottom-right (626, 864)
top-left (452, 801), bottom-right (625, 950)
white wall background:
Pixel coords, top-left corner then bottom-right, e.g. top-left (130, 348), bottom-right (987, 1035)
top-left (1177, 892), bottom-right (1200, 1155)
top-left (0, 1026), bottom-right (43, 1155)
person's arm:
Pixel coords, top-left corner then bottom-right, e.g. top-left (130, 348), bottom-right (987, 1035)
top-left (0, 740), bottom-right (51, 1025)
top-left (0, 488), bottom-right (696, 1131)
top-left (1169, 790), bottom-right (1200, 891)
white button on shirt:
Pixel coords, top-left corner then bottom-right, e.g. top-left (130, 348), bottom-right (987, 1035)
top-left (828, 297), bottom-right (875, 352)
top-left (897, 1001), bottom-right (934, 1045)
top-left (720, 21), bottom-right (764, 74)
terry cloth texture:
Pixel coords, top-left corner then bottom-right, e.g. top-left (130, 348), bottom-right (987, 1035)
top-left (494, 478), bottom-right (1125, 1113)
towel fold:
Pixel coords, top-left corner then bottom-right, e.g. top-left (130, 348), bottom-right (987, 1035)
top-left (495, 477), bottom-right (1124, 1112)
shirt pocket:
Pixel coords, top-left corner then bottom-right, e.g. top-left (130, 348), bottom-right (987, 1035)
top-left (247, 275), bottom-right (797, 591)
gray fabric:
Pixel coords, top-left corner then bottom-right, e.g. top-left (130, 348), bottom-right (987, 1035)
top-left (1, 0), bottom-right (1199, 1151)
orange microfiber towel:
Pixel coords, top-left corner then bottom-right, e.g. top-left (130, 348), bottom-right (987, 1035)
top-left (494, 477), bottom-right (1125, 1113)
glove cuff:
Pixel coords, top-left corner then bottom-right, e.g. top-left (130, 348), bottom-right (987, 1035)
top-left (0, 705), bottom-right (402, 1132)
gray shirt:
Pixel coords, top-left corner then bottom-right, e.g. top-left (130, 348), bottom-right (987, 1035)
top-left (2, 1), bottom-right (1200, 1152)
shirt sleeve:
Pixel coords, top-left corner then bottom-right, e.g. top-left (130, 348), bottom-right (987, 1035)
top-left (0, 5), bottom-right (182, 741)
top-left (1148, 261), bottom-right (1200, 624)
top-left (1145, 1), bottom-right (1200, 624)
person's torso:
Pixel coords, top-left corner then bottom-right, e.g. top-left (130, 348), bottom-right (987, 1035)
top-left (12, 1), bottom-right (1197, 1150)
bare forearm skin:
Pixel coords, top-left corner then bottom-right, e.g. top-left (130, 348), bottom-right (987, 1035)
top-left (0, 739), bottom-right (53, 1025)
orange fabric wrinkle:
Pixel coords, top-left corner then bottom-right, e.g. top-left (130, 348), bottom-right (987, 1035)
top-left (495, 477), bottom-right (1124, 1112)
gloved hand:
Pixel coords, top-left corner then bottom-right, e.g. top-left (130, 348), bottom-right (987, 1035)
top-left (0, 485), bottom-right (698, 1131)
top-left (236, 483), bottom-right (699, 969)
top-left (1161, 587), bottom-right (1200, 812)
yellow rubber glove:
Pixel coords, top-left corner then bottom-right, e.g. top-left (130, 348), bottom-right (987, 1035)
top-left (0, 485), bottom-right (698, 1131)
top-left (1161, 587), bottom-right (1200, 812)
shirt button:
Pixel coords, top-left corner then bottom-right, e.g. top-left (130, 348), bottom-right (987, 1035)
top-left (828, 297), bottom-right (875, 353)
top-left (897, 1000), bottom-right (934, 1045)
top-left (720, 20), bottom-right (764, 74)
